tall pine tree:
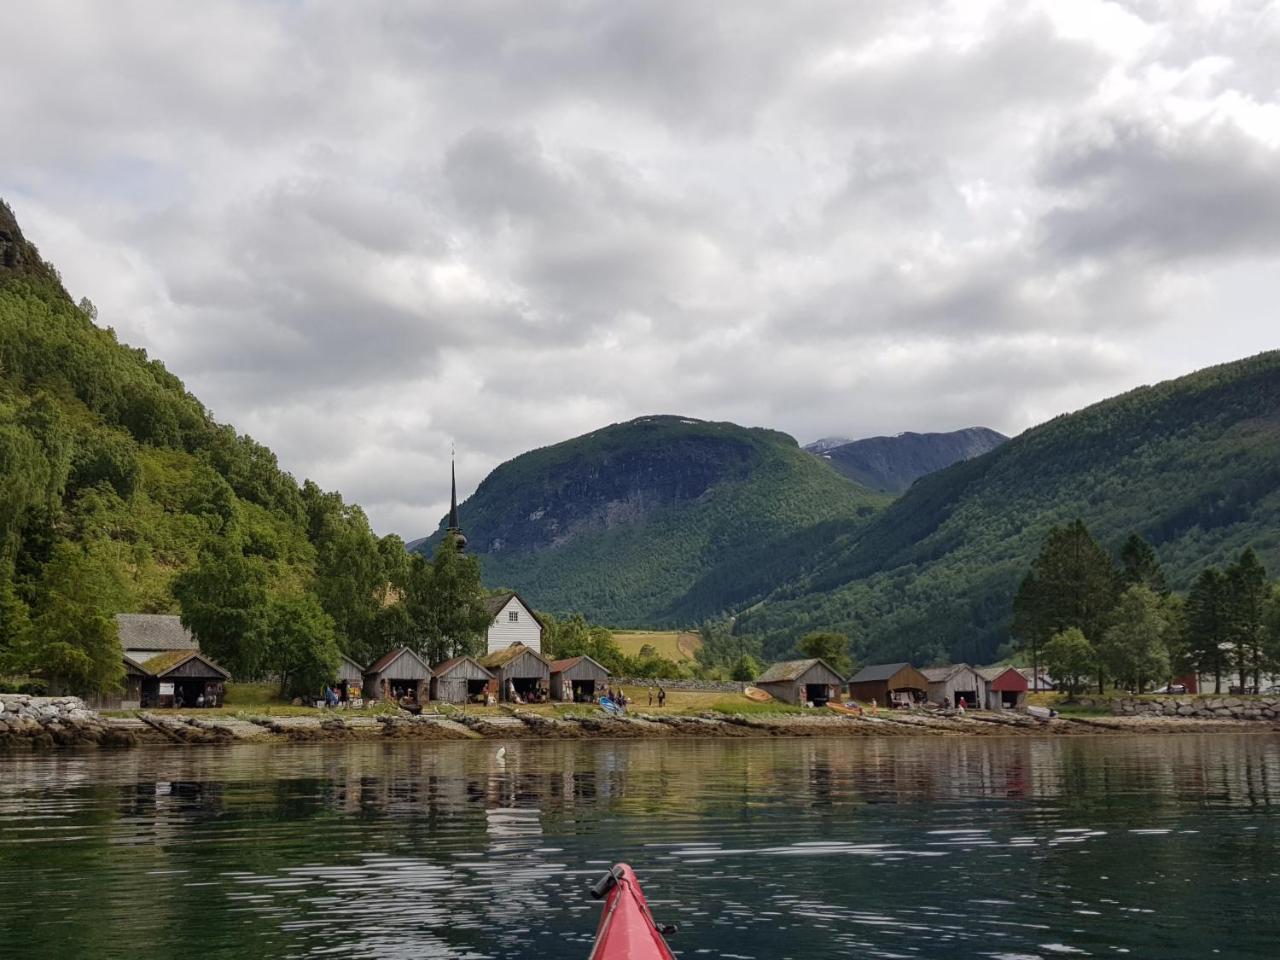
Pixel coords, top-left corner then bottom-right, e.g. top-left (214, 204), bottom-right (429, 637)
top-left (1186, 567), bottom-right (1228, 693)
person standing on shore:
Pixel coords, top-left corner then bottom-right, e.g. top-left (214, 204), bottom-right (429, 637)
top-left (658, 686), bottom-right (666, 708)
top-left (647, 687), bottom-right (654, 706)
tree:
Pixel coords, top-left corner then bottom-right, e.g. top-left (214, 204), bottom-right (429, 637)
top-left (1097, 585), bottom-right (1170, 693)
top-left (1119, 533), bottom-right (1168, 594)
top-left (730, 653), bottom-right (763, 682)
top-left (1041, 627), bottom-right (1095, 698)
top-left (5, 541), bottom-right (127, 696)
top-left (260, 594), bottom-right (342, 698)
top-left (1225, 548), bottom-right (1268, 691)
top-left (402, 535), bottom-right (491, 663)
top-left (1187, 568), bottom-right (1229, 693)
top-left (1263, 585), bottom-right (1280, 677)
top-left (798, 631), bottom-right (853, 677)
top-left (1012, 520), bottom-right (1118, 691)
top-left (172, 547), bottom-right (271, 679)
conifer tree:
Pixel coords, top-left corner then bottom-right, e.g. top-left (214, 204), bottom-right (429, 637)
top-left (1225, 548), bottom-right (1268, 691)
top-left (1119, 533), bottom-right (1168, 595)
top-left (1186, 567), bottom-right (1228, 693)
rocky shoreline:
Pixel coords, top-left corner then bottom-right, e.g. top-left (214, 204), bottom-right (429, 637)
top-left (3, 693), bottom-right (1279, 751)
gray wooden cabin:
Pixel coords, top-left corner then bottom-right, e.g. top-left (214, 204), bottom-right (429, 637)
top-left (430, 655), bottom-right (494, 704)
top-left (478, 642), bottom-right (552, 702)
top-left (364, 646), bottom-right (433, 703)
top-left (755, 658), bottom-right (845, 706)
top-left (921, 664), bottom-right (984, 708)
top-left (549, 655), bottom-right (610, 702)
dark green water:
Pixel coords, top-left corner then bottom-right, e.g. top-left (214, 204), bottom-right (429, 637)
top-left (1, 735), bottom-right (1278, 959)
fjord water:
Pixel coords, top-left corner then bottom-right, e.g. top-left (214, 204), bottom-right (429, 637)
top-left (2, 736), bottom-right (1278, 959)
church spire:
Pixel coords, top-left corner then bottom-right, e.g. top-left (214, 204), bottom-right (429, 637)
top-left (447, 448), bottom-right (466, 551)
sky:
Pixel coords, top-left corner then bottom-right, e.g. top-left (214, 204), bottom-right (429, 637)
top-left (3, 0), bottom-right (1279, 537)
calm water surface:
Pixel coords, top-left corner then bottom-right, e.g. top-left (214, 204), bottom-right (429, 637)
top-left (1, 734), bottom-right (1278, 959)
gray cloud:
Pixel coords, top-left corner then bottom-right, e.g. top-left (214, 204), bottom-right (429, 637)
top-left (2, 0), bottom-right (1278, 536)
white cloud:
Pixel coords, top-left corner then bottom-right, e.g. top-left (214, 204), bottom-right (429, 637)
top-left (2, 0), bottom-right (1277, 536)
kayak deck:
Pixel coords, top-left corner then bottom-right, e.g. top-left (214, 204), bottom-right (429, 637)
top-left (589, 863), bottom-right (676, 960)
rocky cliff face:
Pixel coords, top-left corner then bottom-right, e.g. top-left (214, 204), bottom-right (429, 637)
top-left (812, 426), bottom-right (1008, 493)
top-left (0, 200), bottom-right (64, 289)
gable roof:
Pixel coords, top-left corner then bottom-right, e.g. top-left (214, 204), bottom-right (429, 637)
top-left (115, 613), bottom-right (198, 651)
top-left (140, 650), bottom-right (231, 679)
top-left (849, 662), bottom-right (913, 683)
top-left (483, 592), bottom-right (545, 628)
top-left (549, 654), bottom-right (610, 676)
top-left (432, 655), bottom-right (493, 678)
top-left (757, 658), bottom-right (836, 683)
top-left (921, 663), bottom-right (976, 683)
top-left (478, 641), bottom-right (550, 670)
top-left (122, 653), bottom-right (150, 675)
top-left (365, 646), bottom-right (432, 676)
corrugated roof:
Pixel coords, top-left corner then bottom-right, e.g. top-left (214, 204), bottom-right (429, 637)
top-left (921, 664), bottom-right (975, 682)
top-left (116, 614), bottom-right (198, 651)
top-left (432, 655), bottom-right (493, 678)
top-left (757, 659), bottom-right (826, 683)
top-left (366, 646), bottom-right (432, 676)
top-left (549, 656), bottom-right (583, 673)
top-left (849, 662), bottom-right (912, 683)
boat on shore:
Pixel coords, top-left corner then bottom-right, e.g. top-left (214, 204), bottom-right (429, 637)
top-left (826, 700), bottom-right (862, 716)
top-left (589, 863), bottom-right (676, 960)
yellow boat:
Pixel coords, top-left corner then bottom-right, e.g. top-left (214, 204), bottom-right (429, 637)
top-left (826, 700), bottom-right (863, 717)
top-left (743, 686), bottom-right (773, 703)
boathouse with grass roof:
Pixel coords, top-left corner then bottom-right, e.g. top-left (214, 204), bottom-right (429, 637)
top-left (549, 655), bottom-right (610, 702)
top-left (922, 664), bottom-right (983, 709)
top-left (364, 647), bottom-right (433, 703)
top-left (755, 658), bottom-right (845, 706)
top-left (430, 656), bottom-right (494, 704)
top-left (847, 662), bottom-right (929, 707)
top-left (479, 642), bottom-right (552, 703)
top-left (139, 650), bottom-right (231, 709)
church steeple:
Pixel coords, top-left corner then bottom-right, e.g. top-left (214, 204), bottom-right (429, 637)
top-left (447, 450), bottom-right (467, 551)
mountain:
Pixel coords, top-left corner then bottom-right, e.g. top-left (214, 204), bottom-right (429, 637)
top-left (1, 200), bottom-right (395, 674)
top-left (420, 416), bottom-right (890, 625)
top-left (810, 427), bottom-right (1008, 493)
top-left (738, 352), bottom-right (1280, 666)
top-left (803, 436), bottom-right (853, 454)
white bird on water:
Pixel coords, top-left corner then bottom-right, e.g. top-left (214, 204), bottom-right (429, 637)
top-left (495, 747), bottom-right (507, 764)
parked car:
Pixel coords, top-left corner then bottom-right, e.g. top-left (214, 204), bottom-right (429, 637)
top-left (1263, 685), bottom-right (1280, 695)
top-left (1154, 683), bottom-right (1188, 694)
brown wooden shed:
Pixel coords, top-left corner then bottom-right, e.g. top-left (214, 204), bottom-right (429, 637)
top-left (847, 662), bottom-right (929, 707)
top-left (478, 642), bottom-right (551, 703)
top-left (139, 650), bottom-right (231, 708)
top-left (549, 655), bottom-right (610, 702)
top-left (364, 647), bottom-right (433, 704)
top-left (430, 655), bottom-right (494, 704)
top-left (755, 658), bottom-right (845, 706)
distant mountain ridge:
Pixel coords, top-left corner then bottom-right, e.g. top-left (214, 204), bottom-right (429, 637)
top-left (807, 427), bottom-right (1008, 493)
top-left (416, 416), bottom-right (890, 625)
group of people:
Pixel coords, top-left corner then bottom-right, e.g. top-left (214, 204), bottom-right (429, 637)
top-left (644, 685), bottom-right (668, 708)
top-left (170, 686), bottom-right (219, 709)
top-left (507, 679), bottom-right (549, 704)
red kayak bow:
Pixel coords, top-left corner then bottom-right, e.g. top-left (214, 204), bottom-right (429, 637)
top-left (588, 863), bottom-right (677, 960)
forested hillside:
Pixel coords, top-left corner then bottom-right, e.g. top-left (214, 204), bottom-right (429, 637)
top-left (0, 201), bottom-right (486, 696)
top-left (739, 352), bottom-right (1280, 665)
top-left (420, 416), bottom-right (890, 625)
top-left (811, 427), bottom-right (1007, 493)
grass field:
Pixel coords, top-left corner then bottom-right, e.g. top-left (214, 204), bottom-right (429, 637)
top-left (612, 630), bottom-right (702, 661)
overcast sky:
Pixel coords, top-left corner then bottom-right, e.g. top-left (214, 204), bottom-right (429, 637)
top-left (4, 1), bottom-right (1279, 536)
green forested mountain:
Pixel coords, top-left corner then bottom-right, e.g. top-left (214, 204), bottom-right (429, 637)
top-left (0, 201), bottom-right (451, 695)
top-left (420, 416), bottom-right (890, 625)
top-left (739, 352), bottom-right (1280, 665)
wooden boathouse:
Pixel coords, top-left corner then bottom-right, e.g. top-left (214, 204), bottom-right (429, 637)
top-left (549, 655), bottom-right (610, 702)
top-left (847, 662), bottom-right (930, 707)
top-left (755, 658), bottom-right (846, 706)
top-left (978, 666), bottom-right (1028, 711)
top-left (921, 663), bottom-right (983, 708)
top-left (479, 642), bottom-right (551, 703)
top-left (364, 647), bottom-right (433, 703)
top-left (139, 650), bottom-right (231, 708)
top-left (430, 655), bottom-right (494, 704)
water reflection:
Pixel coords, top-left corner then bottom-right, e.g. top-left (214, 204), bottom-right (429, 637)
top-left (1, 735), bottom-right (1278, 959)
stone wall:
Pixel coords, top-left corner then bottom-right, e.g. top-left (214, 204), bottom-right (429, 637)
top-left (0, 695), bottom-right (133, 749)
top-left (1105, 695), bottom-right (1280, 721)
top-left (611, 677), bottom-right (748, 693)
